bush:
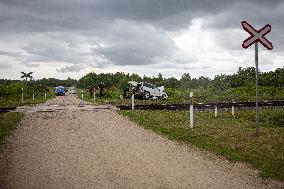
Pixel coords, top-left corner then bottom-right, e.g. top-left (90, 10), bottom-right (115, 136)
top-left (236, 108), bottom-right (284, 128)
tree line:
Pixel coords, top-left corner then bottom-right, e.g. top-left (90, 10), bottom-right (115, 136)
top-left (0, 67), bottom-right (283, 91)
top-left (77, 67), bottom-right (284, 90)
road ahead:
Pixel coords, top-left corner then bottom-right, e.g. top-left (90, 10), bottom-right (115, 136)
top-left (0, 94), bottom-right (282, 189)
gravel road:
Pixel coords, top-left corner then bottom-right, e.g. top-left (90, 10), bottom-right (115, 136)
top-left (0, 94), bottom-right (283, 189)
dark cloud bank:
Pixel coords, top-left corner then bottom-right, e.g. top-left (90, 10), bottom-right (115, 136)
top-left (0, 0), bottom-right (283, 75)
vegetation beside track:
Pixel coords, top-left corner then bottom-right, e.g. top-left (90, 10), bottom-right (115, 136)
top-left (0, 112), bottom-right (23, 145)
top-left (0, 81), bottom-right (55, 107)
top-left (0, 92), bottom-right (55, 108)
top-left (2, 67), bottom-right (284, 106)
top-left (120, 108), bottom-right (284, 180)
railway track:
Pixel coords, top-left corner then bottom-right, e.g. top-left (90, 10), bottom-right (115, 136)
top-left (116, 100), bottom-right (284, 110)
top-left (1, 101), bottom-right (283, 112)
top-left (0, 107), bottom-right (16, 113)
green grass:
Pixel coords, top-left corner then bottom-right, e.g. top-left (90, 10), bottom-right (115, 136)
top-left (120, 108), bottom-right (284, 180)
top-left (0, 112), bottom-right (23, 145)
top-left (0, 91), bottom-right (55, 108)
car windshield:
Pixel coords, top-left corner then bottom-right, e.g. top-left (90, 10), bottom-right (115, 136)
top-left (145, 83), bottom-right (155, 88)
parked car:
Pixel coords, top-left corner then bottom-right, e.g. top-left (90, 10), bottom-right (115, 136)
top-left (128, 81), bottom-right (168, 100)
top-left (69, 87), bottom-right (77, 94)
top-left (55, 86), bottom-right (65, 96)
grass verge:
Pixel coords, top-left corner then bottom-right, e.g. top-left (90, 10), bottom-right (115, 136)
top-left (0, 91), bottom-right (55, 108)
top-left (120, 109), bottom-right (284, 180)
top-left (0, 112), bottom-right (23, 145)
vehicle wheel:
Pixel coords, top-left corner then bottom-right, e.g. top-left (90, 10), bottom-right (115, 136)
top-left (161, 94), bottom-right (167, 100)
top-left (144, 91), bottom-right (150, 100)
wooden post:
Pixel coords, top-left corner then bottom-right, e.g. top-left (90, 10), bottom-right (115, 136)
top-left (215, 106), bottom-right (218, 117)
top-left (232, 106), bottom-right (235, 117)
top-left (21, 88), bottom-right (24, 104)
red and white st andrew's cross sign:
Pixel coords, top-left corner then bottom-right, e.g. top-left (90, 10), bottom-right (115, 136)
top-left (241, 21), bottom-right (273, 50)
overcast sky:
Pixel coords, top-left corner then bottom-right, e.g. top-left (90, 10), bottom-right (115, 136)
top-left (0, 0), bottom-right (283, 80)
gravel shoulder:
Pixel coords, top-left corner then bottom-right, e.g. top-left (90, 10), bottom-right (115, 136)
top-left (0, 94), bottom-right (283, 189)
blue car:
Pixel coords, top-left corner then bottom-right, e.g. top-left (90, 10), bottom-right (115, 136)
top-left (55, 86), bottom-right (65, 96)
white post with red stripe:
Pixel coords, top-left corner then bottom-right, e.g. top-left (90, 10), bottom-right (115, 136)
top-left (189, 92), bottom-right (194, 129)
top-left (132, 94), bottom-right (134, 110)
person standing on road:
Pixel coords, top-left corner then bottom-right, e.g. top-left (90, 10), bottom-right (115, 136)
top-left (98, 81), bottom-right (104, 98)
top-left (89, 85), bottom-right (95, 98)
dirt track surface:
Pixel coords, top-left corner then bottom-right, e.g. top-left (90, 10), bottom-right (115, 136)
top-left (0, 94), bottom-right (283, 189)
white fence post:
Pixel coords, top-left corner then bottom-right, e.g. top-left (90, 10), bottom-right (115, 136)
top-left (21, 88), bottom-right (24, 104)
top-left (190, 92), bottom-right (194, 129)
top-left (214, 106), bottom-right (218, 117)
top-left (132, 94), bottom-right (134, 110)
top-left (232, 106), bottom-right (235, 116)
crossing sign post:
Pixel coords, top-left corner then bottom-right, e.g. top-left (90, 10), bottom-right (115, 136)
top-left (241, 21), bottom-right (273, 134)
top-left (21, 72), bottom-right (33, 93)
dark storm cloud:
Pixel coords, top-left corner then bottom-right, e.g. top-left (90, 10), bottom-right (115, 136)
top-left (1, 0), bottom-right (282, 32)
top-left (92, 20), bottom-right (175, 66)
top-left (0, 50), bottom-right (21, 57)
top-left (206, 1), bottom-right (284, 29)
top-left (56, 64), bottom-right (84, 73)
top-left (19, 33), bottom-right (94, 66)
top-left (23, 41), bottom-right (81, 64)
top-left (95, 43), bottom-right (162, 66)
top-left (0, 0), bottom-right (283, 73)
top-left (204, 1), bottom-right (284, 52)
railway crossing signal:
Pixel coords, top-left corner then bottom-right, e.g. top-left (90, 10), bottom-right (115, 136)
top-left (241, 21), bottom-right (273, 134)
top-left (21, 72), bottom-right (33, 92)
top-left (242, 21), bottom-right (273, 50)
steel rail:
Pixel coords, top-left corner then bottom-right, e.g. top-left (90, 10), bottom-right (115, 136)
top-left (117, 100), bottom-right (284, 110)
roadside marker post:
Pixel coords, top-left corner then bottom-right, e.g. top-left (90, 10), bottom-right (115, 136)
top-left (232, 102), bottom-right (236, 117)
top-left (232, 106), bottom-right (235, 117)
top-left (81, 91), bottom-right (84, 99)
top-left (189, 92), bottom-right (194, 129)
top-left (44, 92), bottom-right (47, 99)
top-left (33, 93), bottom-right (35, 101)
top-left (132, 94), bottom-right (134, 110)
top-left (21, 88), bottom-right (24, 104)
top-left (241, 21), bottom-right (273, 134)
top-left (214, 106), bottom-right (218, 117)
top-left (93, 92), bottom-right (96, 102)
